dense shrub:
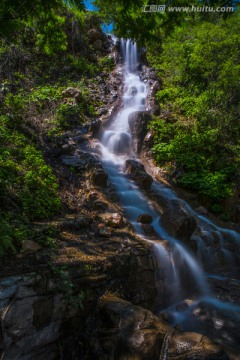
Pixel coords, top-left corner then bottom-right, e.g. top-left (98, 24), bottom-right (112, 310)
top-left (149, 14), bottom-right (240, 209)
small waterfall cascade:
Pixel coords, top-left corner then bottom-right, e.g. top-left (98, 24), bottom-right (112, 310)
top-left (100, 39), bottom-right (209, 305)
top-left (98, 37), bottom-right (240, 349)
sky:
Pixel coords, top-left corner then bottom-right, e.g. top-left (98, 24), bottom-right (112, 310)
top-left (83, 0), bottom-right (113, 33)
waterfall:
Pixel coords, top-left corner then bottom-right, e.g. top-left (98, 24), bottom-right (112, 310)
top-left (98, 38), bottom-right (240, 347)
top-left (100, 39), bottom-right (209, 306)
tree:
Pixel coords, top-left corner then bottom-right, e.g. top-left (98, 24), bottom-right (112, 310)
top-left (0, 0), bottom-right (84, 53)
top-left (149, 12), bottom-right (240, 210)
top-left (93, 0), bottom-right (236, 44)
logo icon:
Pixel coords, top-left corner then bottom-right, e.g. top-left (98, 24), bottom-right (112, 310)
top-left (158, 5), bottom-right (166, 13)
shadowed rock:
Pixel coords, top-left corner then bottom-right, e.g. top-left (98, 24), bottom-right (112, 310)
top-left (90, 167), bottom-right (108, 187)
top-left (137, 213), bottom-right (153, 224)
top-left (98, 294), bottom-right (229, 360)
top-left (125, 160), bottom-right (153, 190)
top-left (128, 111), bottom-right (152, 154)
top-left (161, 199), bottom-right (197, 244)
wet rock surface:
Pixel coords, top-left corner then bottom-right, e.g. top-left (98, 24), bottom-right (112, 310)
top-left (128, 111), bottom-right (152, 154)
top-left (162, 297), bottom-right (240, 354)
top-left (0, 133), bottom-right (160, 358)
top-left (0, 234), bottom-right (160, 359)
top-left (160, 199), bottom-right (197, 243)
top-left (140, 66), bottom-right (161, 115)
top-left (89, 166), bottom-right (108, 187)
top-left (97, 294), bottom-right (230, 360)
top-left (137, 213), bottom-right (153, 224)
top-left (99, 212), bottom-right (123, 227)
top-left (99, 67), bottom-right (123, 126)
top-left (125, 159), bottom-right (153, 190)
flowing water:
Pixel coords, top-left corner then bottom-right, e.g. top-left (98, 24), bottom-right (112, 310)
top-left (99, 38), bottom-right (240, 350)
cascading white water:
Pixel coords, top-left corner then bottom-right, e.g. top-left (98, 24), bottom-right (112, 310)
top-left (97, 37), bottom-right (240, 350)
top-left (100, 39), bottom-right (209, 307)
top-left (101, 39), bottom-right (146, 167)
top-left (151, 180), bottom-right (240, 276)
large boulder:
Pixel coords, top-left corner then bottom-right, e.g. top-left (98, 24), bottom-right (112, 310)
top-left (89, 119), bottom-right (102, 137)
top-left (98, 294), bottom-right (229, 360)
top-left (92, 39), bottom-right (103, 51)
top-left (90, 166), bottom-right (108, 187)
top-left (99, 212), bottom-right (123, 228)
top-left (125, 160), bottom-right (153, 190)
top-left (0, 274), bottom-right (91, 360)
top-left (22, 240), bottom-right (42, 253)
top-left (103, 131), bottom-right (131, 155)
top-left (88, 28), bottom-right (105, 44)
top-left (128, 111), bottom-right (152, 154)
top-left (62, 87), bottom-right (83, 104)
top-left (161, 199), bottom-right (197, 243)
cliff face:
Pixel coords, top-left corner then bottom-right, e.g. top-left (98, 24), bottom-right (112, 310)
top-left (0, 239), bottom-right (158, 359)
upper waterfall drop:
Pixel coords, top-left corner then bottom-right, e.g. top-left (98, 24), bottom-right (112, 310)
top-left (101, 39), bottom-right (147, 164)
top-left (121, 38), bottom-right (138, 73)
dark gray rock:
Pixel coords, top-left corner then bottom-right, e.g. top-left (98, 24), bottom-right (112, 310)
top-left (62, 215), bottom-right (92, 230)
top-left (139, 66), bottom-right (161, 115)
top-left (125, 160), bottom-right (153, 190)
top-left (128, 111), bottom-right (152, 154)
top-left (62, 155), bottom-right (86, 167)
top-left (92, 39), bottom-right (103, 51)
top-left (89, 119), bottom-right (102, 137)
top-left (62, 87), bottom-right (83, 103)
top-left (90, 167), bottom-right (108, 187)
top-left (137, 213), bottom-right (153, 224)
top-left (88, 28), bottom-right (105, 43)
top-left (161, 199), bottom-right (197, 243)
top-left (98, 294), bottom-right (229, 360)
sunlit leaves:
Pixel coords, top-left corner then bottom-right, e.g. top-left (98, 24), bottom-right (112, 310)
top-left (150, 13), bottom-right (240, 205)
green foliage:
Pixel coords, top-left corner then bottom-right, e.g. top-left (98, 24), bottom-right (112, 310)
top-left (0, 115), bottom-right (61, 221)
top-left (29, 224), bottom-right (59, 248)
top-left (0, 217), bottom-right (16, 256)
top-left (64, 55), bottom-right (99, 76)
top-left (56, 103), bottom-right (82, 128)
top-left (20, 146), bottom-right (61, 219)
top-left (71, 290), bottom-right (88, 310)
top-left (35, 10), bottom-right (67, 55)
top-left (29, 86), bottom-right (62, 103)
top-left (0, 0), bottom-right (84, 54)
top-left (0, 215), bottom-right (58, 257)
top-left (150, 13), bottom-right (240, 208)
top-left (4, 92), bottom-right (26, 114)
top-left (152, 121), bottom-right (236, 199)
top-left (51, 265), bottom-right (89, 309)
top-left (99, 55), bottom-right (115, 72)
top-left (94, 0), bottom-right (235, 44)
top-left (0, 3), bottom-right (110, 259)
